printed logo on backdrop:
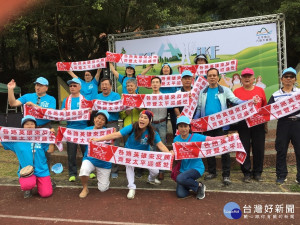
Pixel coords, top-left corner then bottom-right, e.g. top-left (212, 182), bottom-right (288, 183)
top-left (256, 27), bottom-right (273, 43)
top-left (223, 202), bottom-right (242, 220)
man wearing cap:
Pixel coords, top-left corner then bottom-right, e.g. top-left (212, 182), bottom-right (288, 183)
top-left (7, 77), bottom-right (56, 187)
top-left (61, 77), bottom-right (89, 182)
top-left (7, 77), bottom-right (56, 128)
top-left (194, 68), bottom-right (244, 185)
top-left (96, 77), bottom-right (121, 178)
top-left (234, 68), bottom-right (267, 183)
top-left (268, 67), bottom-right (300, 185)
top-left (174, 70), bottom-right (194, 117)
top-left (148, 76), bottom-right (168, 180)
top-left (67, 69), bottom-right (101, 100)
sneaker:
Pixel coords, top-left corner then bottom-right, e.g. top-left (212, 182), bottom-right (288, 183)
top-left (69, 176), bottom-right (76, 182)
top-left (89, 173), bottom-right (96, 179)
top-left (223, 177), bottom-right (232, 185)
top-left (253, 175), bottom-right (263, 182)
top-left (111, 172), bottom-right (118, 179)
top-left (204, 173), bottom-right (217, 180)
top-left (79, 189), bottom-right (89, 198)
top-left (243, 175), bottom-right (251, 183)
top-left (276, 177), bottom-right (287, 185)
top-left (295, 179), bottom-right (300, 184)
top-left (127, 189), bottom-right (135, 200)
top-left (147, 178), bottom-right (161, 185)
top-left (196, 182), bottom-right (206, 200)
top-left (24, 190), bottom-right (32, 199)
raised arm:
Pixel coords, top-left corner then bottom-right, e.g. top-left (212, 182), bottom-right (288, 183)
top-left (7, 79), bottom-right (22, 107)
top-left (94, 68), bottom-right (102, 82)
top-left (90, 131), bottom-right (123, 142)
top-left (140, 64), bottom-right (154, 75)
top-left (109, 62), bottom-right (119, 79)
top-left (67, 71), bottom-right (78, 78)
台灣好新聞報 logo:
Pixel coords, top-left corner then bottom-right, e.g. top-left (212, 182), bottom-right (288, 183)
top-left (223, 202), bottom-right (242, 219)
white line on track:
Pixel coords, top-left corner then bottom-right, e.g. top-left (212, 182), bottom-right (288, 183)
top-left (0, 214), bottom-right (166, 225)
top-left (0, 183), bottom-right (300, 195)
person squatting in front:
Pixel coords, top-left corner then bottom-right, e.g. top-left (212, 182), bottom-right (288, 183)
top-left (90, 110), bottom-right (171, 200)
top-left (174, 116), bottom-right (234, 199)
top-left (1, 116), bottom-right (54, 198)
top-left (78, 110), bottom-right (112, 198)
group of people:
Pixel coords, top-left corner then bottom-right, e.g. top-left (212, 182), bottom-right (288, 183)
top-left (2, 53), bottom-right (300, 201)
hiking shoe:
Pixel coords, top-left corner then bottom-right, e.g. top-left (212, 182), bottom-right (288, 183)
top-left (111, 172), bottom-right (118, 179)
top-left (69, 176), bottom-right (76, 182)
top-left (89, 173), bottom-right (96, 179)
top-left (147, 178), bottom-right (161, 185)
top-left (223, 177), bottom-right (232, 185)
top-left (204, 173), bottom-right (217, 180)
top-left (253, 175), bottom-right (263, 182)
top-left (243, 175), bottom-right (251, 183)
top-left (276, 177), bottom-right (287, 185)
top-left (295, 179), bottom-right (300, 185)
top-left (24, 190), bottom-right (32, 199)
top-left (196, 182), bottom-right (206, 200)
top-left (127, 189), bottom-right (135, 200)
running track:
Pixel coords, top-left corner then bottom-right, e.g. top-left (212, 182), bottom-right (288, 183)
top-left (0, 185), bottom-right (299, 225)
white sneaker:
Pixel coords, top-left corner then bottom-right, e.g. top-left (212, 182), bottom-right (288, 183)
top-left (127, 189), bottom-right (135, 199)
top-left (147, 178), bottom-right (161, 185)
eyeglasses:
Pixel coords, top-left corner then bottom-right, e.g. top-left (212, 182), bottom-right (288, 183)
top-left (283, 75), bottom-right (295, 79)
top-left (37, 97), bottom-right (41, 105)
top-left (69, 84), bottom-right (78, 87)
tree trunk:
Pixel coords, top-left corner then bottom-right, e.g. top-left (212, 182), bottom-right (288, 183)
top-left (26, 25), bottom-right (34, 69)
top-left (37, 25), bottom-right (42, 67)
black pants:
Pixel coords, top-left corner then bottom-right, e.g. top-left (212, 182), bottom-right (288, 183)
top-left (275, 119), bottom-right (300, 181)
top-left (168, 108), bottom-right (177, 138)
top-left (67, 142), bottom-right (86, 177)
top-left (204, 128), bottom-right (230, 177)
top-left (237, 121), bottom-right (265, 177)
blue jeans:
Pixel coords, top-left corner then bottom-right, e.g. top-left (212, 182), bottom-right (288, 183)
top-left (176, 169), bottom-right (201, 198)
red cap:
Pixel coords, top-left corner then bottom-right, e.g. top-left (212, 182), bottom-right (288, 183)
top-left (241, 68), bottom-right (254, 76)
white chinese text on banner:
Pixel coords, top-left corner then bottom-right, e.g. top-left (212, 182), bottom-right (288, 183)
top-left (172, 133), bottom-right (246, 164)
top-left (56, 58), bottom-right (106, 71)
top-left (106, 51), bottom-right (158, 64)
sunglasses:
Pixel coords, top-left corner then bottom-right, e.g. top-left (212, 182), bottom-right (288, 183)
top-left (283, 75), bottom-right (295, 79)
top-left (37, 97), bottom-right (41, 105)
top-left (69, 84), bottom-right (78, 87)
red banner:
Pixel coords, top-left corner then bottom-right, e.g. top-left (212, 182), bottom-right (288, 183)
top-left (24, 105), bottom-right (90, 121)
top-left (122, 93), bottom-right (190, 108)
top-left (246, 92), bottom-right (300, 127)
top-left (106, 51), bottom-right (158, 64)
top-left (179, 60), bottom-right (238, 75)
top-left (172, 133), bottom-right (246, 164)
top-left (89, 142), bottom-right (174, 170)
top-left (56, 58), bottom-right (106, 71)
top-left (55, 127), bottom-right (114, 151)
top-left (191, 101), bottom-right (257, 132)
top-left (0, 126), bottom-right (56, 144)
top-left (137, 74), bottom-right (187, 88)
top-left (92, 99), bottom-right (130, 112)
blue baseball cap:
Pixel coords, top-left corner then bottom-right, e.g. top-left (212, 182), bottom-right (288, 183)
top-left (21, 115), bottom-right (37, 127)
top-left (51, 163), bottom-right (63, 174)
top-left (161, 62), bottom-right (171, 68)
top-left (176, 116), bottom-right (190, 125)
top-left (95, 110), bottom-right (110, 121)
top-left (126, 64), bottom-right (135, 69)
top-left (282, 67), bottom-right (297, 77)
top-left (181, 70), bottom-right (193, 78)
top-left (34, 77), bottom-right (49, 86)
top-left (67, 78), bottom-right (81, 86)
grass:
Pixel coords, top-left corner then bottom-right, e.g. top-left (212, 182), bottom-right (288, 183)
top-left (0, 147), bottom-right (19, 177)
